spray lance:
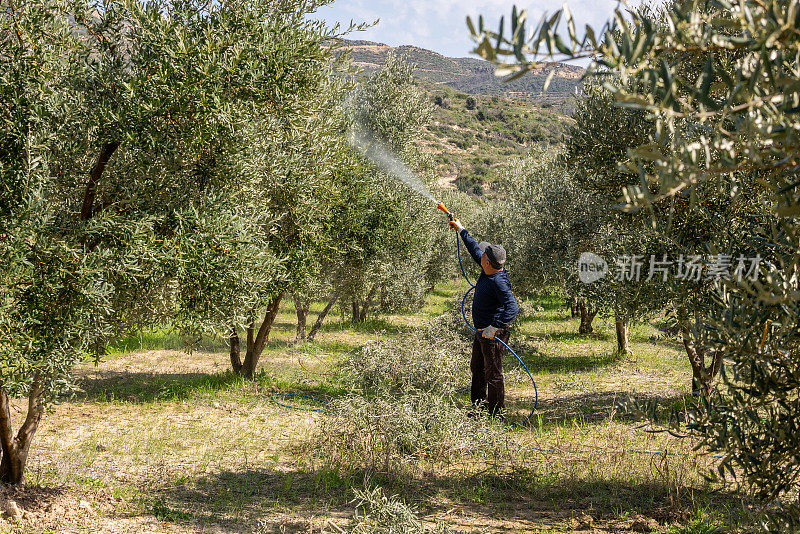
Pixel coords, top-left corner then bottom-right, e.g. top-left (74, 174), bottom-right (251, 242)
top-left (437, 202), bottom-right (454, 223)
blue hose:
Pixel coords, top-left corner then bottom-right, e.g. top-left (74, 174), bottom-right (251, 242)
top-left (456, 232), bottom-right (538, 427)
top-left (272, 392), bottom-right (329, 413)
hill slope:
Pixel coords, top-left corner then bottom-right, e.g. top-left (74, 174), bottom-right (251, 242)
top-left (344, 39), bottom-right (583, 102)
top-left (418, 84), bottom-right (570, 196)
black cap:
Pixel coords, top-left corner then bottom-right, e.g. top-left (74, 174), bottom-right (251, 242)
top-left (478, 241), bottom-right (506, 269)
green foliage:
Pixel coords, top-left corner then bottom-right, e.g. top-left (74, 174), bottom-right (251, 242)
top-left (352, 53), bottom-right (432, 151)
top-left (490, 152), bottom-right (598, 295)
top-left (664, 514), bottom-right (723, 534)
top-left (339, 320), bottom-right (468, 396)
top-left (564, 81), bottom-right (669, 331)
top-left (313, 313), bottom-right (518, 478)
top-left (150, 501), bottom-right (193, 522)
top-left (324, 54), bottom-right (444, 320)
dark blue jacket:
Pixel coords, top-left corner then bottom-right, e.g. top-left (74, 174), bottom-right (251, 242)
top-left (460, 229), bottom-right (519, 329)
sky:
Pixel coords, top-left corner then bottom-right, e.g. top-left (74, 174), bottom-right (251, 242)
top-left (311, 0), bottom-right (622, 59)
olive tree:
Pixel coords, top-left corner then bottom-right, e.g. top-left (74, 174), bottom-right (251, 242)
top-left (225, 70), bottom-right (352, 374)
top-left (468, 0), bottom-right (800, 527)
top-left (490, 152), bottom-right (612, 335)
top-left (564, 81), bottom-right (670, 353)
top-left (490, 154), bottom-right (582, 292)
top-left (0, 0), bottom-right (339, 483)
top-left (332, 54), bottom-right (439, 324)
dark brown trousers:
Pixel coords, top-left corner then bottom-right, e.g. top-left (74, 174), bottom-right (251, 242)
top-left (471, 328), bottom-right (509, 416)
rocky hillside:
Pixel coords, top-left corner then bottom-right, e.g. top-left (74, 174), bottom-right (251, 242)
top-left (336, 39), bottom-right (576, 197)
top-left (343, 39), bottom-right (584, 103)
top-left (418, 84), bottom-right (570, 197)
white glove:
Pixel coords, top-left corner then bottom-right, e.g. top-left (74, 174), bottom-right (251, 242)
top-left (481, 325), bottom-right (498, 339)
top-left (449, 218), bottom-right (464, 232)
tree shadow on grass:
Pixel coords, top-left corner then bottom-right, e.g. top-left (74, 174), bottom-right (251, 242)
top-left (644, 334), bottom-right (684, 352)
top-left (143, 462), bottom-right (740, 533)
top-left (504, 391), bottom-right (695, 429)
top-left (0, 484), bottom-right (64, 515)
top-left (429, 286), bottom-right (456, 299)
top-left (424, 472), bottom-right (739, 531)
top-left (107, 327), bottom-right (228, 354)
top-left (76, 371), bottom-right (249, 403)
top-left (508, 347), bottom-right (620, 374)
top-left (76, 370), bottom-right (343, 404)
top-left (294, 339), bottom-right (360, 354)
top-left (318, 317), bottom-right (415, 336)
top-left (143, 465), bottom-right (357, 533)
top-left (535, 330), bottom-right (611, 343)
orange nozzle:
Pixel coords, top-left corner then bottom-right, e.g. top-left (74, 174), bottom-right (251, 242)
top-left (436, 202), bottom-right (449, 215)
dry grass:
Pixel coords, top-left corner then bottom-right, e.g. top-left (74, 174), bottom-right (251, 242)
top-left (1, 284), bottom-right (739, 533)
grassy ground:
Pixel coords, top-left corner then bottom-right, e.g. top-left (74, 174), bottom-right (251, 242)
top-left (0, 281), bottom-right (742, 533)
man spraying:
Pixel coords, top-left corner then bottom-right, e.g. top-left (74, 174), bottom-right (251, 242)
top-left (449, 217), bottom-right (519, 417)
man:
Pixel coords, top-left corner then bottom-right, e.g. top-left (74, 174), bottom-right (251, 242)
top-left (449, 217), bottom-right (519, 417)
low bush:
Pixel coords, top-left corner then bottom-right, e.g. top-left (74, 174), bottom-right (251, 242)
top-left (317, 390), bottom-right (515, 476)
top-left (427, 293), bottom-right (478, 342)
top-left (338, 321), bottom-right (468, 396)
top-left (338, 484), bottom-right (456, 533)
top-left (315, 315), bottom-right (527, 477)
top-left (516, 300), bottom-right (543, 321)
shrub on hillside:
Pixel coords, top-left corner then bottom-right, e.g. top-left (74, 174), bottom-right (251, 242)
top-left (433, 95), bottom-right (450, 108)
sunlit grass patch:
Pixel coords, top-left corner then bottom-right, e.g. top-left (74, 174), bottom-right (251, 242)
top-left (106, 325), bottom-right (224, 356)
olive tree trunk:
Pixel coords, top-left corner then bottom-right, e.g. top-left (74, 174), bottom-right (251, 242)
top-left (230, 325), bottom-right (243, 374)
top-left (81, 142), bottom-right (120, 221)
top-left (293, 297), bottom-right (310, 343)
top-left (577, 299), bottom-right (597, 334)
top-left (351, 284), bottom-right (379, 323)
top-left (680, 323), bottom-right (723, 396)
top-left (307, 291), bottom-right (338, 343)
top-left (359, 284), bottom-right (379, 322)
top-left (569, 296), bottom-right (579, 318)
top-left (230, 291), bottom-right (285, 378)
top-left (0, 375), bottom-right (45, 484)
top-left (615, 313), bottom-right (631, 355)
